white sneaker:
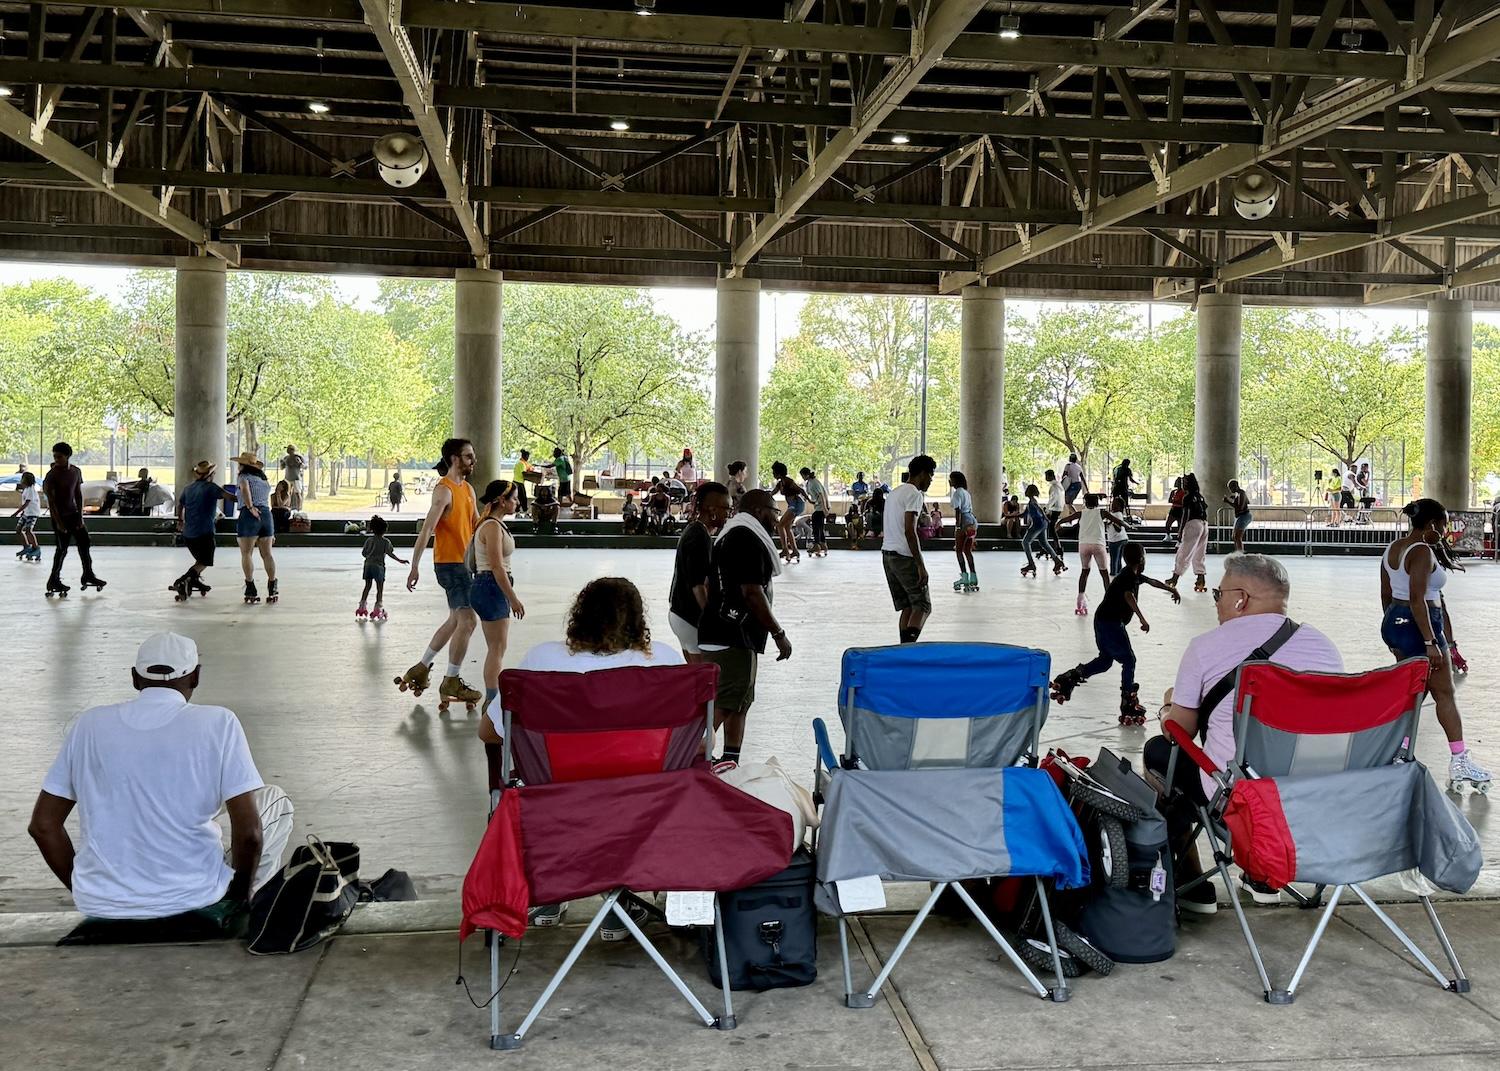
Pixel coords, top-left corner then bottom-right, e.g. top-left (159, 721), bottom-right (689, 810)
top-left (1449, 749), bottom-right (1493, 790)
top-left (1239, 877), bottom-right (1283, 906)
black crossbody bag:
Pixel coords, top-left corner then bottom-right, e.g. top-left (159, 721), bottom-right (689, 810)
top-left (1194, 619), bottom-right (1300, 742)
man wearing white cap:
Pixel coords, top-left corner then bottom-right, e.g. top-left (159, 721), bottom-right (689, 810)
top-left (27, 632), bottom-right (294, 921)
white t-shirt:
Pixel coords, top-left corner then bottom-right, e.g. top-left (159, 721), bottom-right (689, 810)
top-left (1078, 507), bottom-right (1106, 545)
top-left (485, 640), bottom-right (685, 727)
top-left (21, 483), bottom-right (41, 517)
top-left (1062, 461), bottom-right (1083, 486)
top-left (1106, 514), bottom-right (1128, 543)
top-left (1172, 616), bottom-right (1343, 797)
top-left (882, 483), bottom-right (926, 555)
top-left (1046, 480), bottom-right (1063, 512)
top-left (42, 689), bottom-right (263, 919)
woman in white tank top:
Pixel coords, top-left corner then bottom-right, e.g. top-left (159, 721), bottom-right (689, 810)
top-left (473, 480), bottom-right (526, 756)
top-left (1379, 498), bottom-right (1489, 790)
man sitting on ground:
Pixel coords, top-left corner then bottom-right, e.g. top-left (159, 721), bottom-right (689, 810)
top-left (1142, 553), bottom-right (1341, 914)
top-left (28, 632), bottom-right (293, 926)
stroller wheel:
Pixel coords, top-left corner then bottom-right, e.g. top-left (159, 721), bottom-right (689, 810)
top-left (1055, 921), bottom-right (1114, 977)
top-left (1069, 781), bottom-right (1145, 823)
top-left (1017, 934), bottom-right (1083, 978)
top-left (1094, 816), bottom-right (1131, 889)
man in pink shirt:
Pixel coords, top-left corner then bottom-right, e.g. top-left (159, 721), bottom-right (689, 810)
top-left (1143, 554), bottom-right (1342, 914)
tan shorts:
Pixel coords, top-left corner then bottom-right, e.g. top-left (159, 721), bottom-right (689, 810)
top-left (701, 646), bottom-right (758, 713)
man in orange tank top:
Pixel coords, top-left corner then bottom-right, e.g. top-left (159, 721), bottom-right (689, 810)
top-left (395, 438), bottom-right (483, 710)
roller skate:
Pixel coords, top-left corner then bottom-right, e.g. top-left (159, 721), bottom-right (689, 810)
top-left (78, 574), bottom-right (107, 593)
top-left (1052, 559), bottom-right (1068, 575)
top-left (1448, 749), bottom-right (1492, 795)
top-left (25, 546), bottom-right (43, 562)
top-left (1075, 593), bottom-right (1088, 616)
top-left (1448, 643), bottom-right (1469, 675)
top-left (1118, 685), bottom-right (1147, 726)
top-left (45, 577), bottom-right (70, 598)
top-left (1050, 668), bottom-right (1085, 704)
top-left (1021, 563), bottom-right (1037, 578)
top-left (967, 572), bottom-right (980, 593)
top-left (1193, 575), bottom-right (1207, 594)
top-left (438, 675), bottom-right (482, 714)
top-left (244, 580), bottom-right (261, 605)
top-left (266, 578), bottom-right (279, 604)
top-left (355, 603), bottom-right (369, 622)
top-left (170, 574), bottom-right (192, 602)
top-left (189, 575), bottom-right (211, 597)
top-left (395, 662), bottom-right (431, 696)
top-left (14, 547), bottom-right (26, 560)
top-left (370, 605), bottom-right (388, 623)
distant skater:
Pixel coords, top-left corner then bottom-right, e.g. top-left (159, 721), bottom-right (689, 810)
top-left (948, 470), bottom-right (979, 592)
top-left (171, 460), bottom-right (225, 601)
top-left (12, 470), bottom-right (41, 562)
top-left (769, 461), bottom-right (808, 562)
top-left (1167, 473), bottom-right (1209, 593)
top-left (43, 442), bottom-right (105, 597)
top-left (388, 474), bottom-right (405, 513)
top-left (1224, 479), bottom-right (1252, 554)
top-left (1056, 492), bottom-right (1125, 616)
top-left (1020, 484), bottom-right (1065, 577)
top-left (233, 451), bottom-right (277, 605)
top-left (356, 515), bottom-right (408, 622)
top-left (883, 454), bottom-right (936, 643)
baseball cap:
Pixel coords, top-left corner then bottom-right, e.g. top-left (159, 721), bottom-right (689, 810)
top-left (134, 632), bottom-right (200, 681)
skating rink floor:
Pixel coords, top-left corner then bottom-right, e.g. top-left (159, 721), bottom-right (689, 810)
top-left (2, 544), bottom-right (1495, 910)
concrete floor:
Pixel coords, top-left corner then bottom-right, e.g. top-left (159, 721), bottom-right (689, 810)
top-left (2, 545), bottom-right (1496, 911)
top-left (3, 902), bottom-right (1499, 1070)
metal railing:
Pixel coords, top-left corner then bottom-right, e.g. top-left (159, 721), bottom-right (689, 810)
top-left (1211, 507), bottom-right (1412, 557)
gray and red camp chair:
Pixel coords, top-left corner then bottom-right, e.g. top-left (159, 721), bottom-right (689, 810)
top-left (460, 664), bottom-right (793, 1050)
top-left (812, 643), bottom-right (1089, 1007)
top-left (1165, 657), bottom-right (1477, 1004)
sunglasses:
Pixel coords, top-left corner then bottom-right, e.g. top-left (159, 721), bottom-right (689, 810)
top-left (1212, 587), bottom-right (1254, 604)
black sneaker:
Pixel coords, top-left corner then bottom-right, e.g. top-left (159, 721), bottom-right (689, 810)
top-left (600, 898), bottom-right (651, 942)
top-left (1178, 878), bottom-right (1219, 915)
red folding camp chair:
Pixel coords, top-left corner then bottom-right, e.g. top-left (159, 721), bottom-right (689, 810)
top-left (1165, 657), bottom-right (1470, 1003)
top-left (480, 663), bottom-right (739, 1050)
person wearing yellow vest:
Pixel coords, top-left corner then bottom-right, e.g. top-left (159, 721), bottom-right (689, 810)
top-left (395, 438), bottom-right (482, 710)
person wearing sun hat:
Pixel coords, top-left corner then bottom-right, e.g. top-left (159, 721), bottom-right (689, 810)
top-left (28, 632), bottom-right (294, 921)
top-left (171, 460), bottom-right (225, 601)
top-left (234, 450), bottom-right (279, 604)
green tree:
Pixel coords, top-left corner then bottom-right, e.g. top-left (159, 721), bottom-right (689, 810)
top-left (760, 336), bottom-right (880, 480)
top-left (0, 278), bottom-right (118, 453)
top-left (1468, 322), bottom-right (1500, 490)
top-left (375, 277), bottom-right (453, 446)
top-left (503, 286), bottom-right (711, 471)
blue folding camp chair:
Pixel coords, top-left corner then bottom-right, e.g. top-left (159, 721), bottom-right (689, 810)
top-left (813, 643), bottom-right (1081, 1007)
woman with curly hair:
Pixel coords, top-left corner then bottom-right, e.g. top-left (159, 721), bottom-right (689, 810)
top-left (481, 576), bottom-right (682, 935)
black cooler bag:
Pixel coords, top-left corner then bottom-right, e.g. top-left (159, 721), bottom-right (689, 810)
top-left (703, 849), bottom-right (817, 990)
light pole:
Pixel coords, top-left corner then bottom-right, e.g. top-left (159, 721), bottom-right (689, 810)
top-left (918, 297), bottom-right (929, 455)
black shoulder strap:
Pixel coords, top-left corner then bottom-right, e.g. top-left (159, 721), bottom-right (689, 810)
top-left (1195, 618), bottom-right (1300, 741)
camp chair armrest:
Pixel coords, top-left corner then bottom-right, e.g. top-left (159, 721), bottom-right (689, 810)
top-left (813, 718), bottom-right (839, 774)
top-left (1164, 720), bottom-right (1222, 778)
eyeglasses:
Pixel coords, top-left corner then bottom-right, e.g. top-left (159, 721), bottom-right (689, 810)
top-left (1212, 587), bottom-right (1252, 604)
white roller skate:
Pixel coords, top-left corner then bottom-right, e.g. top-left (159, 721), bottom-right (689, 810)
top-left (1075, 593), bottom-right (1088, 616)
top-left (1448, 749), bottom-right (1492, 795)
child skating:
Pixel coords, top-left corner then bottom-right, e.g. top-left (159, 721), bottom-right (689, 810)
top-left (357, 515), bottom-right (408, 622)
top-left (948, 470), bottom-right (978, 592)
top-left (12, 471), bottom-right (41, 562)
top-left (1055, 493), bottom-right (1125, 615)
top-left (1019, 483), bottom-right (1065, 577)
top-left (1107, 493), bottom-right (1131, 575)
top-left (1050, 542), bottom-right (1180, 724)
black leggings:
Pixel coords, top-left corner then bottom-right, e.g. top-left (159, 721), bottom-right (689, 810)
top-left (51, 519), bottom-right (95, 580)
top-left (811, 509), bottom-right (826, 544)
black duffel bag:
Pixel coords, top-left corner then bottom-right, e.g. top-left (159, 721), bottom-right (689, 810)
top-left (246, 838), bottom-right (360, 955)
top-left (703, 849), bottom-right (817, 991)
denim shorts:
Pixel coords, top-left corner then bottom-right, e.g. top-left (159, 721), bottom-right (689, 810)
top-left (362, 562), bottom-right (386, 583)
top-left (1381, 601), bottom-right (1445, 659)
top-left (471, 571), bottom-right (513, 622)
top-left (1234, 511), bottom-right (1253, 531)
top-left (236, 506), bottom-right (274, 540)
top-left (434, 562), bottom-right (474, 611)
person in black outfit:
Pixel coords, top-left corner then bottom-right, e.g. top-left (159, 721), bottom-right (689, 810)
top-left (666, 481), bottom-right (730, 663)
top-left (41, 442), bottom-right (105, 596)
top-left (1049, 541), bottom-right (1178, 724)
top-left (696, 489), bottom-right (793, 771)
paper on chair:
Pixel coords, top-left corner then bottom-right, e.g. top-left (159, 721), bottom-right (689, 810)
top-left (836, 875), bottom-right (886, 912)
top-left (665, 891), bottom-right (716, 927)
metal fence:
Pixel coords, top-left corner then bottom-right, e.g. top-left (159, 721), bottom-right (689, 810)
top-left (1211, 507), bottom-right (1413, 557)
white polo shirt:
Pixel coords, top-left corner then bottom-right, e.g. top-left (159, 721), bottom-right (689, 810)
top-left (42, 688), bottom-right (263, 918)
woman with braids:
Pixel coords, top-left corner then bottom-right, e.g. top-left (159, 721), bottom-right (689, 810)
top-left (480, 576), bottom-right (684, 935)
top-left (1379, 498), bottom-right (1491, 793)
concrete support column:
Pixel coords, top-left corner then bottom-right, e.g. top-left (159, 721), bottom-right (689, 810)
top-left (173, 257), bottom-right (227, 494)
top-left (1194, 293), bottom-right (1242, 502)
top-left (1425, 296), bottom-right (1473, 508)
top-left (715, 277), bottom-right (760, 481)
top-left (959, 286), bottom-right (1005, 521)
top-left (454, 268), bottom-right (504, 489)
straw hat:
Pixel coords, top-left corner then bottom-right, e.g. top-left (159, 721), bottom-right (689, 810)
top-left (192, 460), bottom-right (216, 478)
top-left (233, 451), bottom-right (262, 468)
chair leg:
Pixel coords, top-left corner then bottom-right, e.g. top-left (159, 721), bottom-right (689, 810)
top-left (489, 930), bottom-right (503, 1048)
top-left (1282, 885), bottom-right (1345, 1001)
top-left (1348, 884), bottom-right (1463, 992)
top-left (497, 892), bottom-right (622, 1049)
top-left (847, 882), bottom-right (945, 1008)
top-left (838, 917), bottom-right (855, 1006)
top-left (1420, 895), bottom-right (1472, 993)
top-left (948, 881), bottom-right (1052, 1000)
top-left (608, 898), bottom-right (720, 1028)
top-left (712, 899), bottom-right (738, 1029)
top-left (1030, 877), bottom-right (1072, 1002)
top-left (1216, 849), bottom-right (1278, 1002)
